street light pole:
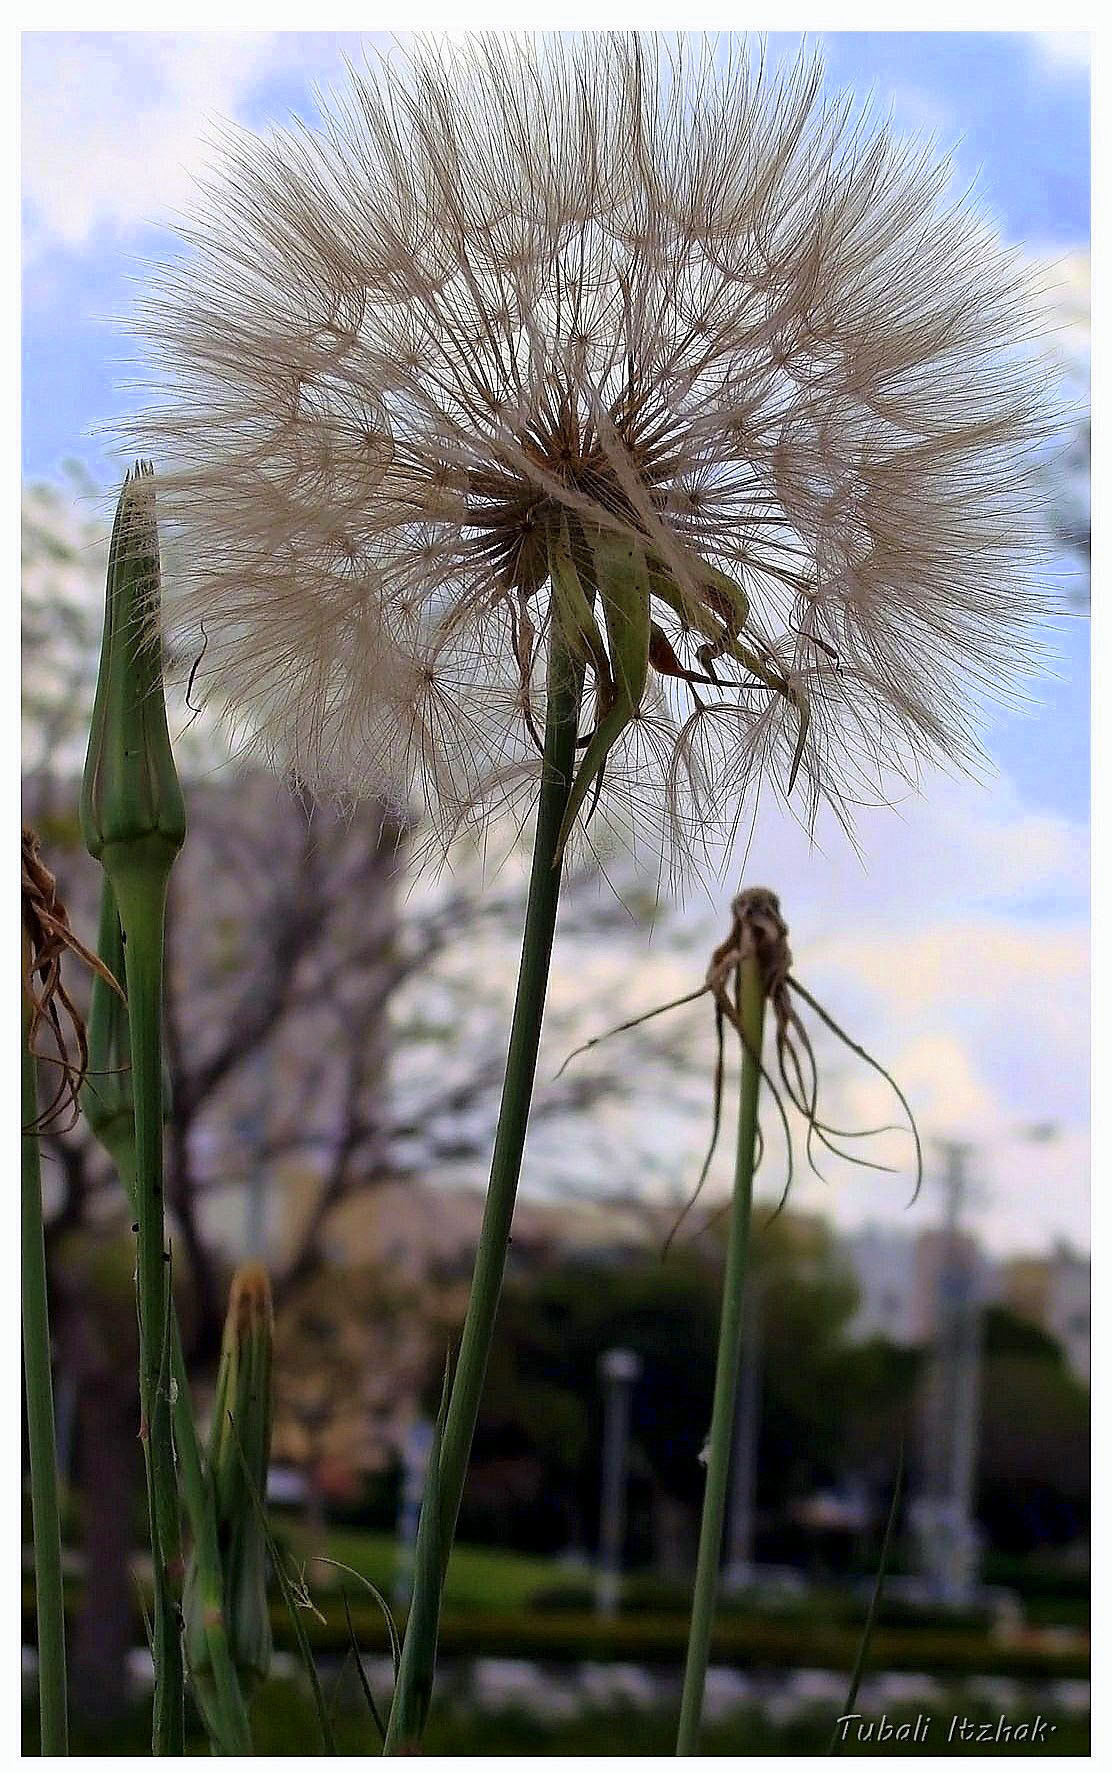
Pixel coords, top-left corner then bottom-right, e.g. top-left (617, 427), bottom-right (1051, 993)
top-left (596, 1347), bottom-right (642, 1618)
top-left (723, 1279), bottom-right (762, 1591)
top-left (394, 1415), bottom-right (435, 1608)
top-left (914, 1139), bottom-right (982, 1606)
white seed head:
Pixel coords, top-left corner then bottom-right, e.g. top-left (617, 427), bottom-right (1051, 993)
top-left (125, 32), bottom-right (1055, 881)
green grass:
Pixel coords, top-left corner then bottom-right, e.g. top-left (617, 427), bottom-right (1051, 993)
top-left (294, 1522), bottom-right (591, 1613)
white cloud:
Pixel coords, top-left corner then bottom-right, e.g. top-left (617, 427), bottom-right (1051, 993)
top-left (737, 765), bottom-right (1089, 940)
top-left (546, 761), bottom-right (1089, 1256)
top-left (20, 32), bottom-right (376, 262)
top-left (22, 33), bottom-right (280, 256)
top-left (1032, 33), bottom-right (1091, 76)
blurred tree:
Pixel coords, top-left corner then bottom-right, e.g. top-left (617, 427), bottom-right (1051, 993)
top-left (466, 1239), bottom-right (718, 1558)
top-left (976, 1306), bottom-right (1089, 1553)
top-left (747, 1212), bottom-right (860, 1515)
top-left (49, 1224), bottom-right (142, 1725)
top-left (461, 1208), bottom-right (868, 1566)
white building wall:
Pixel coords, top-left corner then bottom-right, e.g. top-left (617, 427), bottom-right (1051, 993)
top-left (843, 1226), bottom-right (919, 1344)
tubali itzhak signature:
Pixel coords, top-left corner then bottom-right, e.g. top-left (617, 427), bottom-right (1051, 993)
top-left (834, 1711), bottom-right (1057, 1747)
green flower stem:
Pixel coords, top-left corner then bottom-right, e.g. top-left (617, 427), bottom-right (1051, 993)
top-left (86, 883), bottom-right (251, 1755)
top-left (435, 642), bottom-right (580, 1557)
top-left (105, 1196), bottom-right (252, 1755)
top-left (384, 616), bottom-right (584, 1754)
top-left (21, 949), bottom-right (69, 1757)
top-left (676, 948), bottom-right (767, 1756)
top-left (110, 860), bottom-right (185, 1757)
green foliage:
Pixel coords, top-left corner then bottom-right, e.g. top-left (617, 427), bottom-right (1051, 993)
top-left (982, 1305), bottom-right (1070, 1364)
top-left (471, 1243), bottom-right (717, 1547)
top-left (747, 1214), bottom-right (862, 1505)
top-left (977, 1334), bottom-right (1089, 1554)
top-left (23, 1574), bottom-right (1090, 1682)
top-left (465, 1212), bottom-right (866, 1559)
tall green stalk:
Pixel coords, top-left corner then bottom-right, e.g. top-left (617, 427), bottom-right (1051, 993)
top-left (81, 466), bottom-right (187, 1754)
top-left (84, 879), bottom-right (252, 1754)
top-left (21, 942), bottom-right (69, 1757)
top-left (384, 599), bottom-right (585, 1754)
top-left (432, 620), bottom-right (582, 1566)
top-left (112, 867), bottom-right (185, 1737)
top-left (676, 947), bottom-right (767, 1756)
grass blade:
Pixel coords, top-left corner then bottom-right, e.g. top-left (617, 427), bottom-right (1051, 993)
top-left (313, 1557), bottom-right (401, 1682)
top-left (829, 1440), bottom-right (905, 1756)
top-left (383, 1362), bottom-right (451, 1753)
top-left (342, 1587), bottom-right (387, 1744)
top-left (229, 1413), bottom-right (336, 1754)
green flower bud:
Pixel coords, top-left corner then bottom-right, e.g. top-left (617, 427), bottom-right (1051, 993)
top-left (80, 463), bottom-right (186, 881)
top-left (185, 1264), bottom-right (275, 1707)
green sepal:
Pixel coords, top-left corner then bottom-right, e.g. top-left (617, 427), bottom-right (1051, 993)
top-left (80, 879), bottom-right (136, 1174)
top-left (548, 513), bottom-right (613, 701)
top-left (554, 527), bottom-right (650, 859)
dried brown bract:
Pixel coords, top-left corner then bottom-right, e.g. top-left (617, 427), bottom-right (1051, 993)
top-left (21, 826), bottom-right (124, 1130)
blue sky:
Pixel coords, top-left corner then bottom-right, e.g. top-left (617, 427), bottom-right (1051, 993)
top-left (21, 32), bottom-right (1090, 1253)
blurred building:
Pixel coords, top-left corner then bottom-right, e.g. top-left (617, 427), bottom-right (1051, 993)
top-left (842, 1226), bottom-right (920, 1342)
top-left (844, 1223), bottom-right (988, 1345)
top-left (995, 1244), bottom-right (1090, 1383)
top-left (843, 1224), bottom-right (1090, 1383)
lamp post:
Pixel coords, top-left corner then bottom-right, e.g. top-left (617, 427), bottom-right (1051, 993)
top-left (596, 1347), bottom-right (641, 1618)
top-left (914, 1139), bottom-right (982, 1606)
top-left (912, 1124), bottom-right (1060, 1606)
top-left (394, 1415), bottom-right (435, 1608)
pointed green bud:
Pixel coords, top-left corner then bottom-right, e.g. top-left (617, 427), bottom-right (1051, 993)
top-left (185, 1265), bottom-right (275, 1705)
top-left (80, 463), bottom-right (186, 882)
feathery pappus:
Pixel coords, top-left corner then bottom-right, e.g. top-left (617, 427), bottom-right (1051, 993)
top-left (126, 32), bottom-right (1053, 881)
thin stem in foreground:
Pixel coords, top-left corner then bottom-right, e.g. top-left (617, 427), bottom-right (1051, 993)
top-left (21, 947), bottom-right (69, 1757)
top-left (676, 947), bottom-right (767, 1755)
top-left (384, 614), bottom-right (584, 1753)
top-left (829, 1440), bottom-right (905, 1756)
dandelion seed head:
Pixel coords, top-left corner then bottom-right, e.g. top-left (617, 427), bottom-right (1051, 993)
top-left (126, 32), bottom-right (1055, 880)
